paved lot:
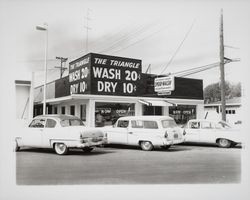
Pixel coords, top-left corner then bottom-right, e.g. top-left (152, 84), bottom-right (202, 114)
top-left (16, 144), bottom-right (241, 185)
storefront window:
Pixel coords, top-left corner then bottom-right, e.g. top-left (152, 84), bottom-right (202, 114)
top-left (54, 107), bottom-right (57, 114)
top-left (61, 106), bottom-right (65, 114)
top-left (95, 102), bottom-right (135, 127)
top-left (70, 105), bottom-right (75, 116)
top-left (169, 105), bottom-right (196, 125)
top-left (143, 105), bottom-right (162, 115)
top-left (80, 104), bottom-right (86, 121)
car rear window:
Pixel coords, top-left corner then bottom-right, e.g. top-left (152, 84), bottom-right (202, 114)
top-left (60, 119), bottom-right (84, 127)
top-left (161, 119), bottom-right (177, 128)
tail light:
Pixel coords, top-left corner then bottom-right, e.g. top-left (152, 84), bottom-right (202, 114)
top-left (164, 131), bottom-right (168, 138)
top-left (80, 131), bottom-right (84, 139)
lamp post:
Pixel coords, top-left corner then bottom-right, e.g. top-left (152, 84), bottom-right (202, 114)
top-left (36, 23), bottom-right (48, 115)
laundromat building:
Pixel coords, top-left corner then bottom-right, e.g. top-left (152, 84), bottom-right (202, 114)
top-left (33, 53), bottom-right (204, 127)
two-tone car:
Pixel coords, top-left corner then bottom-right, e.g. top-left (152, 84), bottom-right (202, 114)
top-left (14, 115), bottom-right (107, 155)
top-left (184, 119), bottom-right (242, 148)
top-left (103, 116), bottom-right (185, 151)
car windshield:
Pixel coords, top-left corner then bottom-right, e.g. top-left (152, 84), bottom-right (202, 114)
top-left (161, 119), bottom-right (177, 128)
top-left (216, 121), bottom-right (232, 129)
top-left (60, 119), bottom-right (84, 127)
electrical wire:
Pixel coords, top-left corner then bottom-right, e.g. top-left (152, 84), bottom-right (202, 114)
top-left (160, 19), bottom-right (196, 75)
top-left (110, 24), bottom-right (170, 54)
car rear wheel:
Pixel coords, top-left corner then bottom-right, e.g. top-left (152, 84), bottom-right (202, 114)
top-left (82, 147), bottom-right (94, 153)
top-left (217, 138), bottom-right (231, 148)
top-left (54, 143), bottom-right (68, 155)
top-left (140, 141), bottom-right (153, 151)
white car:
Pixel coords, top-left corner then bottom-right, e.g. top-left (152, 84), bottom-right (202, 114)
top-left (184, 119), bottom-right (241, 148)
top-left (103, 116), bottom-right (185, 151)
top-left (14, 115), bottom-right (107, 155)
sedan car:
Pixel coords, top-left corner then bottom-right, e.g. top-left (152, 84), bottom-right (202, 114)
top-left (14, 115), bottom-right (107, 155)
top-left (103, 116), bottom-right (185, 151)
top-left (184, 119), bottom-right (241, 148)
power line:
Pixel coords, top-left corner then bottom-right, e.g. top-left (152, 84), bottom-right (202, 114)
top-left (98, 20), bottom-right (159, 53)
top-left (110, 24), bottom-right (170, 54)
top-left (160, 19), bottom-right (196, 75)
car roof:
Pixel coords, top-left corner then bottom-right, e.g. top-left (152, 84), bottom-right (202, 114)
top-left (117, 115), bottom-right (174, 121)
top-left (34, 114), bottom-right (79, 120)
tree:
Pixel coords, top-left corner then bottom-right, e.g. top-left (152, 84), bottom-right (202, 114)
top-left (204, 81), bottom-right (240, 103)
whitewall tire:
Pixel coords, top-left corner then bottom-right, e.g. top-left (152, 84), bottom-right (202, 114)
top-left (140, 141), bottom-right (154, 151)
top-left (54, 143), bottom-right (68, 155)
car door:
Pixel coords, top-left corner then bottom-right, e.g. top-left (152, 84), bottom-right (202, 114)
top-left (22, 118), bottom-right (45, 147)
top-left (185, 121), bottom-right (201, 142)
top-left (199, 121), bottom-right (217, 143)
top-left (107, 120), bottom-right (129, 144)
top-left (41, 118), bottom-right (58, 148)
top-left (128, 120), bottom-right (160, 146)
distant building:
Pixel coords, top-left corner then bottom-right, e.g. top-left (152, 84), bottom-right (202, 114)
top-left (204, 97), bottom-right (242, 125)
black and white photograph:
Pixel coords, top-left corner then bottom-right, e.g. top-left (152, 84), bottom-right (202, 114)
top-left (0, 0), bottom-right (250, 199)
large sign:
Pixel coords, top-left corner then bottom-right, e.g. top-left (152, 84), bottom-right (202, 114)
top-left (68, 55), bottom-right (91, 95)
top-left (68, 53), bottom-right (142, 96)
top-left (154, 76), bottom-right (175, 94)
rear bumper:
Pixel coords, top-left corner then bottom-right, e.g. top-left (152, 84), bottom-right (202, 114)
top-left (163, 138), bottom-right (185, 146)
top-left (76, 140), bottom-right (106, 148)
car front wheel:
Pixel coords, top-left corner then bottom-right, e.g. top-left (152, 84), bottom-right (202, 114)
top-left (217, 138), bottom-right (231, 148)
top-left (140, 141), bottom-right (153, 151)
top-left (54, 143), bottom-right (68, 155)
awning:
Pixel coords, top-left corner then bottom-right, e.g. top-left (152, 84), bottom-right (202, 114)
top-left (138, 99), bottom-right (177, 107)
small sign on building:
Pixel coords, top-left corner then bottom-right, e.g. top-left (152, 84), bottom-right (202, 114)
top-left (154, 76), bottom-right (175, 95)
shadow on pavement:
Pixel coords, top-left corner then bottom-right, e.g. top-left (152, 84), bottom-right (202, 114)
top-left (17, 147), bottom-right (116, 156)
top-left (103, 144), bottom-right (192, 152)
top-left (178, 142), bottom-right (242, 149)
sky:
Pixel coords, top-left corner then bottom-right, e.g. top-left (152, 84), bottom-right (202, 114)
top-left (1, 0), bottom-right (250, 88)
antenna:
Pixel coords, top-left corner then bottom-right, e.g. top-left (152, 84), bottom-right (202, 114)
top-left (84, 8), bottom-right (91, 53)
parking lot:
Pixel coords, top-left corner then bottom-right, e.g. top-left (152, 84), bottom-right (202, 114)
top-left (16, 144), bottom-right (241, 185)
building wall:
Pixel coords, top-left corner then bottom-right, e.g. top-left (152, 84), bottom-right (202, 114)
top-left (16, 85), bottom-right (30, 120)
top-left (204, 105), bottom-right (242, 124)
top-left (49, 96), bottom-right (203, 127)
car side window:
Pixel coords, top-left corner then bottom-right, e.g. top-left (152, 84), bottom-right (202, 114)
top-left (131, 120), bottom-right (143, 128)
top-left (201, 122), bottom-right (211, 129)
top-left (45, 119), bottom-right (57, 128)
top-left (190, 122), bottom-right (200, 129)
top-left (131, 120), bottom-right (158, 129)
top-left (117, 120), bottom-right (129, 128)
top-left (143, 121), bottom-right (158, 129)
top-left (29, 119), bottom-right (45, 128)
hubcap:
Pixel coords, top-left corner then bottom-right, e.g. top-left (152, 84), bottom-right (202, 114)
top-left (58, 144), bottom-right (65, 151)
top-left (220, 139), bottom-right (228, 146)
top-left (142, 141), bottom-right (152, 150)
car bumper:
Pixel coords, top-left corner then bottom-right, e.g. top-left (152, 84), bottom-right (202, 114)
top-left (163, 138), bottom-right (185, 145)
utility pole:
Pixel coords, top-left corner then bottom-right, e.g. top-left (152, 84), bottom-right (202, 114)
top-left (55, 57), bottom-right (68, 78)
top-left (84, 8), bottom-right (91, 53)
top-left (220, 9), bottom-right (226, 121)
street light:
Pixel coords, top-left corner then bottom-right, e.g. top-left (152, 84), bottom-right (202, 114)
top-left (36, 23), bottom-right (48, 115)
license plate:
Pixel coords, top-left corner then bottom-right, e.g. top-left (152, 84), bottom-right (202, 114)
top-left (174, 133), bottom-right (178, 139)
